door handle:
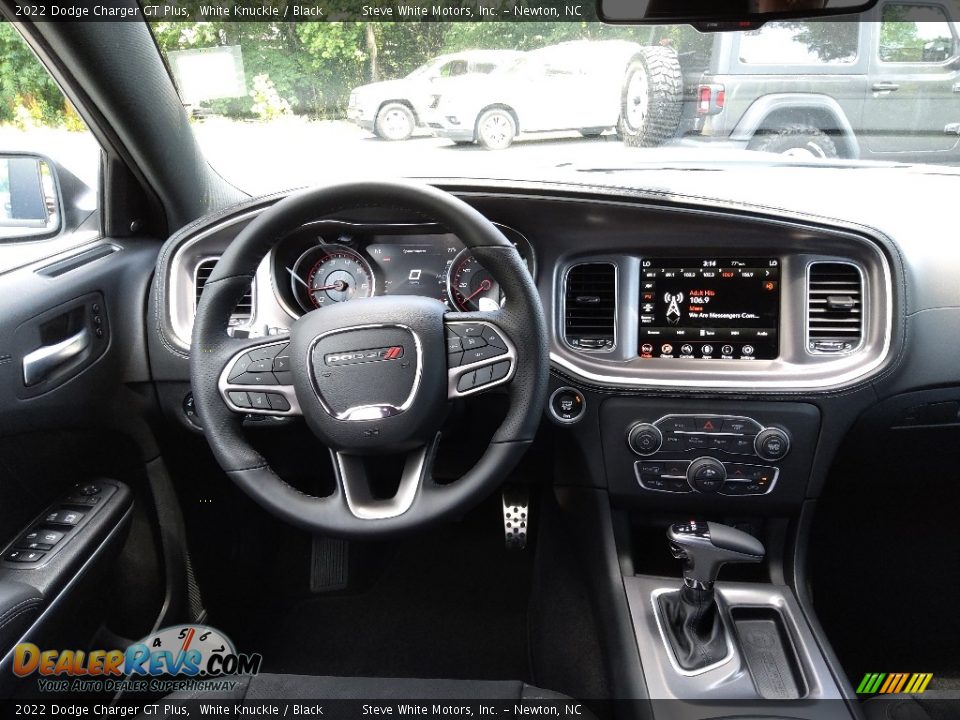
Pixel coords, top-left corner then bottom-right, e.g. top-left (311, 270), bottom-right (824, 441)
top-left (22, 327), bottom-right (91, 386)
top-left (872, 82), bottom-right (900, 92)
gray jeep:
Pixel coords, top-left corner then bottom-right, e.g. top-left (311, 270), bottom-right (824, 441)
top-left (622, 1), bottom-right (960, 161)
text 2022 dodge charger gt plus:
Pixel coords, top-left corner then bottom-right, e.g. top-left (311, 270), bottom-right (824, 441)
top-left (0, 1), bottom-right (959, 719)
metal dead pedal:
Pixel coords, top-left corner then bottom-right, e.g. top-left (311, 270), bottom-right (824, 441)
top-left (310, 536), bottom-right (349, 593)
top-left (502, 487), bottom-right (530, 550)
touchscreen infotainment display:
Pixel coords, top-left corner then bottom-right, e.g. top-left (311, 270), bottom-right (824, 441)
top-left (638, 258), bottom-right (780, 360)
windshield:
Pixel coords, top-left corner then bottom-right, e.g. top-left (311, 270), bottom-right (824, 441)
top-left (150, 10), bottom-right (960, 195)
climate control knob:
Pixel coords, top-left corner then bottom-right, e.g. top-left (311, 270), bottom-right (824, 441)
top-left (627, 423), bottom-right (663, 456)
top-left (687, 457), bottom-right (727, 493)
top-left (755, 427), bottom-right (791, 461)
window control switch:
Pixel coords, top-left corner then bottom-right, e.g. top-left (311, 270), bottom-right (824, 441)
top-left (17, 528), bottom-right (64, 549)
top-left (43, 509), bottom-right (85, 526)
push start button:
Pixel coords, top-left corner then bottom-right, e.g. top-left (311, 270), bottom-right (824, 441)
top-left (549, 386), bottom-right (586, 424)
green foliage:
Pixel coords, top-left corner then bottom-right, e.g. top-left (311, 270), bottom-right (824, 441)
top-left (0, 23), bottom-right (81, 128)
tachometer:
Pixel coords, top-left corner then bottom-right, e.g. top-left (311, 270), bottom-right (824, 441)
top-left (447, 249), bottom-right (503, 312)
top-left (291, 244), bottom-right (375, 311)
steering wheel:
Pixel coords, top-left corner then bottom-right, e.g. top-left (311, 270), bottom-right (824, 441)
top-left (190, 181), bottom-right (549, 538)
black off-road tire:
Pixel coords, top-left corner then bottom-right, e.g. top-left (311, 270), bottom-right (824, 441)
top-left (618, 46), bottom-right (683, 148)
top-left (748, 124), bottom-right (839, 159)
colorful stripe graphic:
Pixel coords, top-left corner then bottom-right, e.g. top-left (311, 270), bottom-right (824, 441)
top-left (856, 673), bottom-right (933, 695)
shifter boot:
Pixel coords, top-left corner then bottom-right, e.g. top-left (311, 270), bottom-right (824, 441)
top-left (658, 585), bottom-right (728, 671)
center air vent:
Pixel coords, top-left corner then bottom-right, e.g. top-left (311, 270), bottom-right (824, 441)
top-left (195, 258), bottom-right (253, 325)
top-left (564, 262), bottom-right (616, 351)
top-left (807, 262), bottom-right (863, 353)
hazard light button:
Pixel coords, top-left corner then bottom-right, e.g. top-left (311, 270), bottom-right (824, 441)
top-left (694, 417), bottom-right (723, 433)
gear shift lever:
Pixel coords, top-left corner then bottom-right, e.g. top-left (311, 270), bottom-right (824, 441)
top-left (668, 519), bottom-right (765, 590)
top-left (659, 520), bottom-right (764, 671)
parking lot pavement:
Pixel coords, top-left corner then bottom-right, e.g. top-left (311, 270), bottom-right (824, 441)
top-left (191, 117), bottom-right (628, 194)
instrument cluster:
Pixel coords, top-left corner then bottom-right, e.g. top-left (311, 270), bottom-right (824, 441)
top-left (270, 221), bottom-right (535, 317)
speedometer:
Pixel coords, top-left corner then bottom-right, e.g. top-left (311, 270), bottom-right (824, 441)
top-left (291, 244), bottom-right (375, 312)
top-left (447, 249), bottom-right (502, 312)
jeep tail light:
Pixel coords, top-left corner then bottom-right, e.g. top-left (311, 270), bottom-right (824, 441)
top-left (697, 84), bottom-right (725, 115)
top-left (698, 86), bottom-right (712, 114)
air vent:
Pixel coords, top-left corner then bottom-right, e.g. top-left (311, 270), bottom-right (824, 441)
top-left (807, 262), bottom-right (862, 353)
top-left (564, 262), bottom-right (616, 351)
top-left (195, 258), bottom-right (253, 325)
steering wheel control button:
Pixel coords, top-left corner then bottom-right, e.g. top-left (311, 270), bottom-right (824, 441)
top-left (272, 355), bottom-right (291, 372)
top-left (228, 355), bottom-right (253, 380)
top-left (490, 361), bottom-right (510, 382)
top-left (755, 427), bottom-right (791, 461)
top-left (267, 393), bottom-right (291, 411)
top-left (687, 457), bottom-right (727, 493)
top-left (446, 335), bottom-right (463, 354)
top-left (228, 391), bottom-right (251, 408)
top-left (474, 365), bottom-right (494, 386)
top-left (248, 392), bottom-right (270, 410)
top-left (627, 422), bottom-right (662, 455)
top-left (250, 345), bottom-right (284, 361)
top-left (247, 358), bottom-right (273, 373)
top-left (549, 387), bottom-right (586, 424)
top-left (464, 344), bottom-right (506, 364)
top-left (233, 371), bottom-right (278, 386)
top-left (457, 371), bottom-right (476, 392)
top-left (481, 327), bottom-right (508, 349)
top-left (451, 323), bottom-right (484, 338)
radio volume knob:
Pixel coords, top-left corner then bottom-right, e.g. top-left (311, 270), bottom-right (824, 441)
top-left (628, 423), bottom-right (663, 456)
top-left (755, 427), bottom-right (790, 461)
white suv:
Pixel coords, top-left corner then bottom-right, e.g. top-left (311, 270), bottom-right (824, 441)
top-left (347, 50), bottom-right (523, 141)
top-left (425, 40), bottom-right (644, 149)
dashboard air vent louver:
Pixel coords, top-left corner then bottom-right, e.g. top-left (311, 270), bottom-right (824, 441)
top-left (807, 262), bottom-right (862, 353)
top-left (195, 258), bottom-right (253, 324)
top-left (564, 262), bottom-right (616, 351)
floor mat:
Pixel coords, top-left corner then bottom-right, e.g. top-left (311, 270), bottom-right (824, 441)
top-left (209, 500), bottom-right (534, 682)
top-left (810, 425), bottom-right (960, 687)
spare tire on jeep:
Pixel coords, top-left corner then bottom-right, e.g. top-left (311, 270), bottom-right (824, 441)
top-left (618, 46), bottom-right (683, 148)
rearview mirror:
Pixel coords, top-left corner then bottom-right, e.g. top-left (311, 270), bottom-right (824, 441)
top-left (598, 0), bottom-right (879, 26)
top-left (0, 153), bottom-right (61, 241)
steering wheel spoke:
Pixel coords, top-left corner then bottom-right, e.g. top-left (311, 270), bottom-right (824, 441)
top-left (331, 435), bottom-right (440, 520)
top-left (444, 315), bottom-right (517, 398)
top-left (218, 337), bottom-right (301, 416)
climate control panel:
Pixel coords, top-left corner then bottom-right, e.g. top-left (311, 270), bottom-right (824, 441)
top-left (626, 415), bottom-right (790, 462)
top-left (599, 399), bottom-right (821, 508)
top-left (635, 457), bottom-right (778, 496)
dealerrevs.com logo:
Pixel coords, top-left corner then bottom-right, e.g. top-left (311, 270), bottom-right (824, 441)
top-left (13, 625), bottom-right (262, 693)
